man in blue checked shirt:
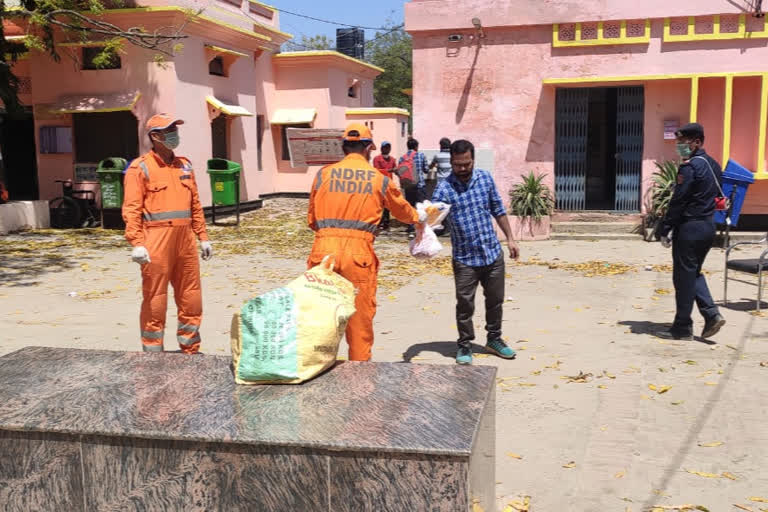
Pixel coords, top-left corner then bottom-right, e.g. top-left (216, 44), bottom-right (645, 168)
top-left (432, 139), bottom-right (520, 365)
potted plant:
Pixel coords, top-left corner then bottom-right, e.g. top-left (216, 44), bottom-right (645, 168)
top-left (507, 171), bottom-right (554, 241)
top-left (644, 160), bottom-right (678, 241)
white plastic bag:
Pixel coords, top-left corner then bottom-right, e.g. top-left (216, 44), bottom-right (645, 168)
top-left (416, 200), bottom-right (451, 230)
top-left (409, 224), bottom-right (443, 259)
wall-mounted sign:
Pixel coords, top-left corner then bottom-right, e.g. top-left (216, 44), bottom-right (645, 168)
top-left (286, 128), bottom-right (344, 167)
top-left (664, 119), bottom-right (679, 140)
top-left (74, 163), bottom-right (98, 183)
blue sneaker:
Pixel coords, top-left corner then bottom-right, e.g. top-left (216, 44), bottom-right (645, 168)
top-left (485, 339), bottom-right (516, 359)
top-left (456, 346), bottom-right (473, 365)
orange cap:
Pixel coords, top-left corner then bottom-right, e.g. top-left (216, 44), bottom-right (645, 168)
top-left (146, 113), bottom-right (184, 133)
top-left (343, 122), bottom-right (373, 143)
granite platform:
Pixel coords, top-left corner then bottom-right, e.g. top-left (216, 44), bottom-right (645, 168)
top-left (0, 347), bottom-right (496, 512)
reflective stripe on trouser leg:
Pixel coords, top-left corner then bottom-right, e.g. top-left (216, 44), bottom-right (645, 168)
top-left (170, 226), bottom-right (203, 354)
top-left (141, 329), bottom-right (164, 351)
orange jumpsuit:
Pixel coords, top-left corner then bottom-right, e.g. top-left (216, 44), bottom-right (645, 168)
top-left (122, 150), bottom-right (209, 354)
top-left (308, 153), bottom-right (419, 361)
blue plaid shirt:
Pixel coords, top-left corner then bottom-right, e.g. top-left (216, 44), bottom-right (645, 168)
top-left (432, 169), bottom-right (506, 267)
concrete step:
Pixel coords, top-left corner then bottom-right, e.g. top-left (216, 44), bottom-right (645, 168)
top-left (552, 211), bottom-right (644, 223)
top-left (551, 221), bottom-right (642, 235)
top-left (550, 232), bottom-right (644, 241)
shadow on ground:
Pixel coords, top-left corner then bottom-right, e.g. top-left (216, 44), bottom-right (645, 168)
top-left (0, 229), bottom-right (123, 287)
top-left (401, 341), bottom-right (487, 362)
top-left (721, 299), bottom-right (767, 312)
top-left (617, 320), bottom-right (717, 345)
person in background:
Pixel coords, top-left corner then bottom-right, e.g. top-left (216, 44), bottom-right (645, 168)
top-left (656, 122), bottom-right (726, 341)
top-left (400, 138), bottom-right (429, 238)
top-left (428, 137), bottom-right (453, 236)
top-left (307, 123), bottom-right (425, 361)
top-left (433, 139), bottom-right (520, 365)
top-left (373, 141), bottom-right (397, 231)
top-left (122, 113), bottom-right (213, 354)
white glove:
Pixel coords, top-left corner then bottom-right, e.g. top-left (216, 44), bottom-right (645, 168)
top-left (131, 246), bottom-right (151, 265)
top-left (661, 235), bottom-right (672, 249)
top-left (200, 241), bottom-right (213, 261)
top-left (418, 210), bottom-right (428, 223)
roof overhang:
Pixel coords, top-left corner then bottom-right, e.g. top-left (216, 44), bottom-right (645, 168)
top-left (49, 91), bottom-right (141, 114)
top-left (273, 51), bottom-right (384, 78)
top-left (206, 96), bottom-right (254, 117)
top-left (346, 108), bottom-right (410, 117)
top-left (270, 108), bottom-right (317, 125)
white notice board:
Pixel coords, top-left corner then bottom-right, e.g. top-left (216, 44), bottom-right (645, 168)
top-left (286, 128), bottom-right (344, 167)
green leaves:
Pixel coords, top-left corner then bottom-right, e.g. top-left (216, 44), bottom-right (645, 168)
top-left (508, 171), bottom-right (554, 220)
top-left (650, 160), bottom-right (679, 218)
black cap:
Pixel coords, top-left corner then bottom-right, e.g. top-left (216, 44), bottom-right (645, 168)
top-left (675, 122), bottom-right (704, 139)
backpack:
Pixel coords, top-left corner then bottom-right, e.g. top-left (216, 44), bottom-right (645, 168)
top-left (396, 151), bottom-right (418, 188)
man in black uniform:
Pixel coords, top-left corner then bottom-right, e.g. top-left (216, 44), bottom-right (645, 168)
top-left (657, 123), bottom-right (726, 341)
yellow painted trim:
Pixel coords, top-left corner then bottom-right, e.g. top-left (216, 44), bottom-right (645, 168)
top-left (204, 45), bottom-right (248, 58)
top-left (93, 7), bottom-right (272, 42)
top-left (663, 13), bottom-right (766, 42)
top-left (758, 74), bottom-right (768, 175)
top-left (5, 53), bottom-right (29, 61)
top-left (205, 95), bottom-right (254, 116)
top-left (346, 108), bottom-right (410, 116)
top-left (543, 71), bottom-right (767, 85)
top-left (723, 75), bottom-right (733, 164)
top-left (274, 51), bottom-right (385, 73)
top-left (552, 19), bottom-right (650, 47)
top-left (53, 92), bottom-right (141, 114)
top-left (690, 76), bottom-right (699, 123)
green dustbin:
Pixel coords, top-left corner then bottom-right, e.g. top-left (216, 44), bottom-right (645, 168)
top-left (97, 157), bottom-right (128, 209)
top-left (206, 158), bottom-right (241, 206)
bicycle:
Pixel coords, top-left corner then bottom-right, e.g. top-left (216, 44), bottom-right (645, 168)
top-left (49, 180), bottom-right (101, 229)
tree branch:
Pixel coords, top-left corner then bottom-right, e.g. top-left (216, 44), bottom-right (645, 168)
top-left (18, 7), bottom-right (193, 55)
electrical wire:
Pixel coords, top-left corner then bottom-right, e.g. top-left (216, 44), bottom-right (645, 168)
top-left (273, 6), bottom-right (400, 31)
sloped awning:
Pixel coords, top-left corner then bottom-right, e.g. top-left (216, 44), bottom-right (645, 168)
top-left (206, 95), bottom-right (254, 117)
top-left (49, 92), bottom-right (141, 114)
top-left (270, 108), bottom-right (317, 125)
top-left (204, 44), bottom-right (249, 59)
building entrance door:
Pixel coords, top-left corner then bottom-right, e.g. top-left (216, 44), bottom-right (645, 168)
top-left (0, 108), bottom-right (38, 200)
top-left (555, 86), bottom-right (644, 212)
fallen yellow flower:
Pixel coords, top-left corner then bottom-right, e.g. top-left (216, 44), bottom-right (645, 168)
top-left (562, 461), bottom-right (576, 469)
top-left (506, 452), bottom-right (523, 460)
top-left (685, 469), bottom-right (720, 478)
top-left (697, 441), bottom-right (724, 448)
top-left (649, 384), bottom-right (672, 394)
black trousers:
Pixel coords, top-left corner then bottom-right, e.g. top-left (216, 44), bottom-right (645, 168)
top-left (453, 253), bottom-right (505, 348)
top-left (672, 219), bottom-right (720, 334)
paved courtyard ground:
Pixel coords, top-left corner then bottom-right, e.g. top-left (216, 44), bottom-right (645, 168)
top-left (1, 198), bottom-right (767, 511)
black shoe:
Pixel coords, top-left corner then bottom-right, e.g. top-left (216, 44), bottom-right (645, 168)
top-left (701, 314), bottom-right (726, 339)
top-left (655, 329), bottom-right (694, 341)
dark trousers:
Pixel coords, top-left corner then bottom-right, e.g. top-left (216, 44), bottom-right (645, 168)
top-left (672, 219), bottom-right (720, 334)
top-left (453, 253), bottom-right (505, 348)
top-left (404, 186), bottom-right (423, 231)
top-left (380, 209), bottom-right (390, 228)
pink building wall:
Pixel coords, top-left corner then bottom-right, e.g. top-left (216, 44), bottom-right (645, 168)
top-left (11, 4), bottom-right (401, 205)
top-left (407, 9), bottom-right (768, 215)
